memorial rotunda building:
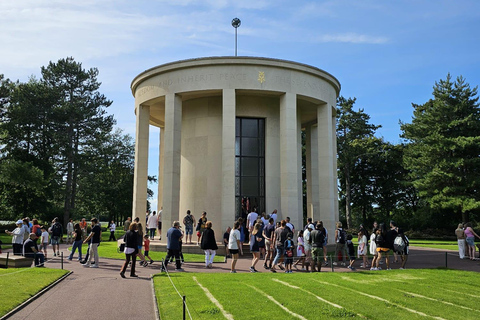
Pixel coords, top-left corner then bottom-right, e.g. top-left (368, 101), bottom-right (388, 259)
top-left (131, 57), bottom-right (340, 240)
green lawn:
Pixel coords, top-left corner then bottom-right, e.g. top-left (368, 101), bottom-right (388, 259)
top-left (153, 269), bottom-right (480, 319)
top-left (68, 241), bottom-right (224, 263)
top-left (408, 239), bottom-right (458, 251)
top-left (0, 268), bottom-right (69, 317)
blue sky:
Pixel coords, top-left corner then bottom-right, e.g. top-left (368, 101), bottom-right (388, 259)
top-left (1, 0), bottom-right (479, 211)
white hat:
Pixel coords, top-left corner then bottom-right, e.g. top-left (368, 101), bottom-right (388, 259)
top-left (307, 224), bottom-right (315, 230)
top-left (16, 220), bottom-right (23, 225)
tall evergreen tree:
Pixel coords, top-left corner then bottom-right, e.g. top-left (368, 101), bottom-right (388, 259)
top-left (40, 57), bottom-right (115, 225)
top-left (337, 96), bottom-right (381, 228)
top-left (401, 74), bottom-right (480, 222)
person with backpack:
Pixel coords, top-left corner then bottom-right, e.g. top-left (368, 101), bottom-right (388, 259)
top-left (49, 217), bottom-right (63, 257)
top-left (310, 223), bottom-right (326, 272)
top-left (333, 221), bottom-right (348, 267)
top-left (393, 225), bottom-right (409, 269)
top-left (183, 210), bottom-right (196, 244)
top-left (373, 223), bottom-right (390, 270)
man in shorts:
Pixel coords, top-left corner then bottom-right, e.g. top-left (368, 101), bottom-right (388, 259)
top-left (183, 210), bottom-right (195, 244)
top-left (262, 218), bottom-right (275, 269)
top-left (303, 224), bottom-right (314, 271)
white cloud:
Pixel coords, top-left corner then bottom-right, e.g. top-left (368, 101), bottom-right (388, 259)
top-left (314, 33), bottom-right (389, 44)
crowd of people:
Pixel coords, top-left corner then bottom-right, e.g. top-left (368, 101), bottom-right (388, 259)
top-left (153, 208), bottom-right (414, 274)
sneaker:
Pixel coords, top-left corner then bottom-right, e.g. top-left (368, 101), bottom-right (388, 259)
top-left (120, 272), bottom-right (126, 278)
top-left (377, 267), bottom-right (382, 271)
top-left (370, 267), bottom-right (377, 271)
top-left (53, 253), bottom-right (57, 257)
top-left (230, 270), bottom-right (237, 273)
top-left (175, 268), bottom-right (185, 272)
top-left (82, 263), bottom-right (90, 267)
top-left (278, 265), bottom-right (285, 271)
top-left (250, 267), bottom-right (258, 273)
top-left (270, 269), bottom-right (277, 273)
top-left (332, 262), bottom-right (338, 266)
top-left (399, 267), bottom-right (405, 270)
top-left (341, 262), bottom-right (346, 267)
top-left (142, 262), bottom-right (148, 267)
top-left (386, 268), bottom-right (392, 270)
top-left (149, 260), bottom-right (154, 265)
top-left (324, 261), bottom-right (329, 266)
top-left (90, 264), bottom-right (99, 268)
top-left (57, 251), bottom-right (60, 256)
top-left (67, 258), bottom-right (72, 261)
top-left (130, 274), bottom-right (138, 277)
top-left (263, 263), bottom-right (268, 269)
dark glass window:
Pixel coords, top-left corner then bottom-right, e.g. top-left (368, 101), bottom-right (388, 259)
top-left (235, 118), bottom-right (265, 220)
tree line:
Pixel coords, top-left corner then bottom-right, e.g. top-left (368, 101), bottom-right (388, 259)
top-left (0, 57), bottom-right (154, 227)
top-left (337, 74), bottom-right (480, 232)
top-left (1, 58), bottom-right (479, 232)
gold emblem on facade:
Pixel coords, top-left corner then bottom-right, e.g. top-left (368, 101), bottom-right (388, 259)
top-left (258, 71), bottom-right (265, 84)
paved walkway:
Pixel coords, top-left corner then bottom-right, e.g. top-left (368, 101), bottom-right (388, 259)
top-left (3, 243), bottom-right (479, 320)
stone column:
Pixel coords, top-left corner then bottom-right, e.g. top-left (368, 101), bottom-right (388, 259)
top-left (279, 93), bottom-right (302, 232)
top-left (157, 126), bottom-right (165, 215)
top-left (316, 103), bottom-right (338, 236)
top-left (132, 103), bottom-right (150, 224)
top-left (222, 89), bottom-right (236, 231)
top-left (305, 124), bottom-right (320, 221)
top-left (162, 94), bottom-right (182, 239)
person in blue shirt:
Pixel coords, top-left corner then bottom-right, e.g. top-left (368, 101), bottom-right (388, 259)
top-left (163, 221), bottom-right (184, 272)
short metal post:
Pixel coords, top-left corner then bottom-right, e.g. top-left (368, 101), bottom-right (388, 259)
top-left (61, 252), bottom-right (64, 270)
top-left (330, 255), bottom-right (334, 272)
top-left (445, 252), bottom-right (447, 269)
top-left (6, 252), bottom-right (9, 269)
top-left (183, 295), bottom-right (186, 320)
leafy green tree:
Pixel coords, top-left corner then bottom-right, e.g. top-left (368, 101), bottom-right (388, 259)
top-left (401, 74), bottom-right (480, 222)
top-left (337, 96), bottom-right (381, 228)
top-left (40, 57), bottom-right (115, 225)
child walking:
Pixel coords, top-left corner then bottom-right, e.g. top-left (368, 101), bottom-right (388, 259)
top-left (284, 233), bottom-right (295, 273)
top-left (357, 229), bottom-right (369, 268)
top-left (293, 230), bottom-right (305, 270)
top-left (143, 235), bottom-right (154, 265)
top-left (41, 226), bottom-right (49, 260)
top-left (346, 234), bottom-right (356, 271)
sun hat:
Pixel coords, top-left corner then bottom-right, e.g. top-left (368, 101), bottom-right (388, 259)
top-left (16, 220), bottom-right (23, 225)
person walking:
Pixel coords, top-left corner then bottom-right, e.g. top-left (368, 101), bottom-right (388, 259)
top-left (147, 211), bottom-right (158, 240)
top-left (5, 220), bottom-right (24, 255)
top-left (124, 217), bottom-right (132, 232)
top-left (120, 222), bottom-right (138, 278)
top-left (109, 220), bottom-right (116, 241)
top-left (83, 218), bottom-right (101, 268)
top-left (200, 221), bottom-right (218, 268)
top-left (455, 223), bottom-right (467, 259)
top-left (50, 217), bottom-right (63, 257)
top-left (183, 210), bottom-right (196, 244)
top-left (262, 218), bottom-right (275, 269)
top-left (228, 221), bottom-right (243, 273)
top-left (270, 220), bottom-right (289, 273)
top-left (333, 221), bottom-right (347, 266)
top-left (310, 223), bottom-right (326, 272)
top-left (163, 221), bottom-right (184, 271)
top-left (249, 222), bottom-right (263, 272)
top-left (66, 219), bottom-right (74, 244)
top-left (464, 222), bottom-right (480, 260)
top-left (68, 223), bottom-right (83, 261)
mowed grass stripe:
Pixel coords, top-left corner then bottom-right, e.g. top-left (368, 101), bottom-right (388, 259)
top-left (313, 279), bottom-right (446, 320)
top-left (246, 284), bottom-right (307, 320)
top-left (271, 278), bottom-right (367, 319)
top-left (193, 276), bottom-right (234, 320)
top-left (400, 291), bottom-right (480, 313)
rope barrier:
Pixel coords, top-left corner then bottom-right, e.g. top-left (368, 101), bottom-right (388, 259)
top-left (162, 258), bottom-right (193, 320)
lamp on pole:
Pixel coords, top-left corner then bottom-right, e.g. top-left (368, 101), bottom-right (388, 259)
top-left (231, 17), bottom-right (241, 56)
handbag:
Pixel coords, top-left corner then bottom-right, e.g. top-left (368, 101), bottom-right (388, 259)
top-left (119, 242), bottom-right (125, 253)
top-left (286, 250), bottom-right (293, 257)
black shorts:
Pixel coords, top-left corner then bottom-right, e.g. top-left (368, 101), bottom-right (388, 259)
top-left (157, 222), bottom-right (162, 229)
top-left (230, 249), bottom-right (239, 254)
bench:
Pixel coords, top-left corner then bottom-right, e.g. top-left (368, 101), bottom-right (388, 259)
top-left (0, 253), bottom-right (34, 268)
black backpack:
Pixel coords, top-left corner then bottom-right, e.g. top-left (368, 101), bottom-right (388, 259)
top-left (51, 223), bottom-right (62, 237)
top-left (338, 228), bottom-right (346, 244)
top-left (35, 227), bottom-right (42, 237)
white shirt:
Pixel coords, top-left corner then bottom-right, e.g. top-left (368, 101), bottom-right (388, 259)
top-left (246, 212), bottom-right (258, 227)
top-left (147, 214), bottom-right (158, 229)
top-left (286, 222), bottom-right (294, 233)
top-left (67, 222), bottom-right (74, 232)
top-left (303, 230), bottom-right (312, 251)
top-left (110, 223), bottom-right (116, 232)
top-left (228, 229), bottom-right (241, 250)
top-left (270, 213), bottom-right (278, 224)
top-left (42, 231), bottom-right (49, 244)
